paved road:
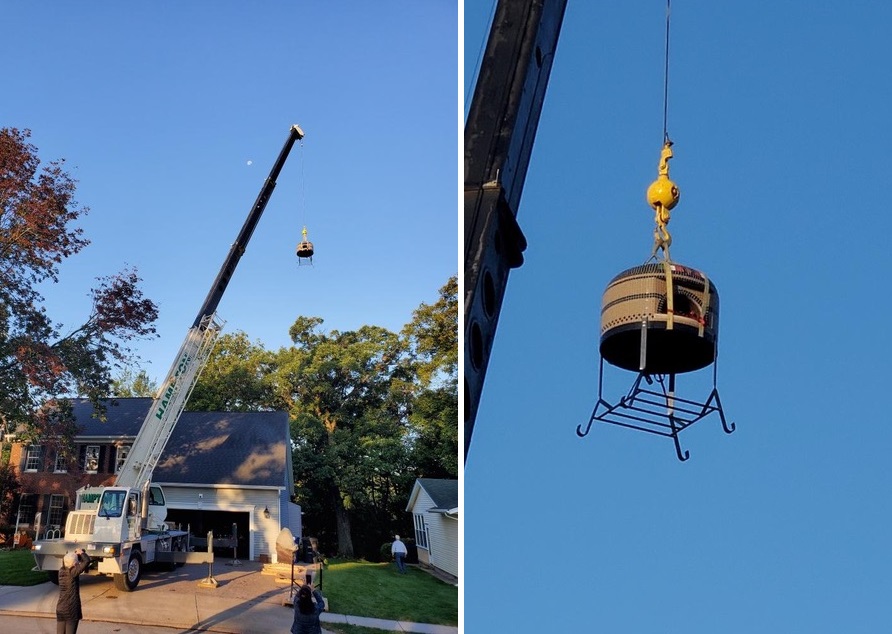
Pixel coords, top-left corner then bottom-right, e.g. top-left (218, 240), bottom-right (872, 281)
top-left (0, 560), bottom-right (457, 633)
top-left (0, 614), bottom-right (210, 633)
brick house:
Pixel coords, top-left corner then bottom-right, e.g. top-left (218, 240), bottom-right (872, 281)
top-left (4, 398), bottom-right (302, 561)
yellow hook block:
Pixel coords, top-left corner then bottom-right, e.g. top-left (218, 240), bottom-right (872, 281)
top-left (647, 141), bottom-right (679, 260)
top-left (646, 141), bottom-right (680, 213)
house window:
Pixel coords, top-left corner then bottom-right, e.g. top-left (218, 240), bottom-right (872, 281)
top-left (54, 451), bottom-right (68, 473)
top-left (413, 513), bottom-right (429, 550)
top-left (16, 494), bottom-right (36, 524)
top-left (48, 495), bottom-right (65, 527)
top-left (24, 446), bottom-right (43, 472)
top-left (84, 445), bottom-right (100, 473)
top-left (115, 445), bottom-right (131, 473)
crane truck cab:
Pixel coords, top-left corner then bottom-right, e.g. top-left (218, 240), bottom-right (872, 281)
top-left (32, 483), bottom-right (188, 591)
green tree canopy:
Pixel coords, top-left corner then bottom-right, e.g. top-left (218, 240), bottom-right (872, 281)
top-left (186, 332), bottom-right (275, 411)
top-left (403, 275), bottom-right (458, 477)
top-left (188, 275), bottom-right (458, 558)
top-left (402, 275), bottom-right (457, 387)
top-left (275, 319), bottom-right (413, 558)
top-left (111, 368), bottom-right (158, 398)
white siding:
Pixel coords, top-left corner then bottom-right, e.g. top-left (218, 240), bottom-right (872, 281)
top-left (157, 483), bottom-right (284, 561)
top-left (426, 513), bottom-right (458, 578)
top-left (408, 485), bottom-right (458, 579)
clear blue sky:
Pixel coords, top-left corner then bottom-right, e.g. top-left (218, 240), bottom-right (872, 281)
top-left (3, 2), bottom-right (458, 382)
top-left (466, 2), bottom-right (892, 633)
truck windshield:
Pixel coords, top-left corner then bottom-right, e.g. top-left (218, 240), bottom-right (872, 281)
top-left (99, 490), bottom-right (125, 517)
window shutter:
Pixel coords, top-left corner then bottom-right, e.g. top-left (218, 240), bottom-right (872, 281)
top-left (99, 446), bottom-right (108, 473)
top-left (41, 494), bottom-right (51, 526)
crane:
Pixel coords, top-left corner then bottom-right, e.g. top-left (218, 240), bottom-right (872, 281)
top-left (464, 0), bottom-right (568, 460)
top-left (32, 124), bottom-right (305, 591)
top-left (116, 124), bottom-right (305, 493)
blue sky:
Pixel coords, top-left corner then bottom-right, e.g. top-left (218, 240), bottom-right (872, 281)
top-left (466, 2), bottom-right (892, 632)
top-left (3, 2), bottom-right (458, 382)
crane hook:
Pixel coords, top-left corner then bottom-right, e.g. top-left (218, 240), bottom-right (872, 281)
top-left (646, 140), bottom-right (680, 260)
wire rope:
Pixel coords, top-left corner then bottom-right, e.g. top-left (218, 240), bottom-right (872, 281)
top-left (662, 0), bottom-right (672, 143)
top-left (301, 139), bottom-right (307, 221)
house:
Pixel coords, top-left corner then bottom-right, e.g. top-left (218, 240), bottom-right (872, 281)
top-left (5, 398), bottom-right (300, 562)
top-left (406, 478), bottom-right (458, 581)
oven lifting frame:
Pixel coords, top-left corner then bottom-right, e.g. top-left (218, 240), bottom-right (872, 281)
top-left (577, 356), bottom-right (736, 461)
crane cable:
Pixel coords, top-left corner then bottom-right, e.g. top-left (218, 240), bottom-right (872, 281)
top-left (662, 0), bottom-right (671, 144)
top-left (648, 0), bottom-right (679, 325)
top-left (647, 0), bottom-right (680, 263)
top-left (296, 134), bottom-right (313, 262)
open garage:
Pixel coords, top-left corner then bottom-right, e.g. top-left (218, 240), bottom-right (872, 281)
top-left (166, 508), bottom-right (250, 560)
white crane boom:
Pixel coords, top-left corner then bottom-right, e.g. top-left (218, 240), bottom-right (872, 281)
top-left (114, 314), bottom-right (224, 489)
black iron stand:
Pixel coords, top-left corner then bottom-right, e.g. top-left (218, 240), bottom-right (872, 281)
top-left (578, 357), bottom-right (735, 461)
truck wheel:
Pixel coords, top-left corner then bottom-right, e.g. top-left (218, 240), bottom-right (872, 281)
top-left (47, 571), bottom-right (59, 585)
top-left (113, 552), bottom-right (142, 592)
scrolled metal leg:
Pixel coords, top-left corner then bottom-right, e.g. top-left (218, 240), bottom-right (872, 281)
top-left (672, 432), bottom-right (690, 462)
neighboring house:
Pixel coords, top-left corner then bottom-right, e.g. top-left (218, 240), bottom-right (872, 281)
top-left (6, 398), bottom-right (300, 562)
top-left (406, 478), bottom-right (458, 580)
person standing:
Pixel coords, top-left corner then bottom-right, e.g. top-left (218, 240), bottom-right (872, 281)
top-left (391, 534), bottom-right (408, 574)
top-left (56, 547), bottom-right (91, 634)
top-left (291, 583), bottom-right (325, 634)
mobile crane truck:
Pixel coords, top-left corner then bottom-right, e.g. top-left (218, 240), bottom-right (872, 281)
top-left (31, 124), bottom-right (305, 591)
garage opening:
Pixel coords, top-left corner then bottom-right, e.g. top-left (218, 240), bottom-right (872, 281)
top-left (166, 509), bottom-right (250, 560)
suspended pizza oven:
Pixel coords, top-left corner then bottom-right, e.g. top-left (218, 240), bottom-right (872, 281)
top-left (599, 261), bottom-right (719, 375)
top-left (296, 239), bottom-right (314, 259)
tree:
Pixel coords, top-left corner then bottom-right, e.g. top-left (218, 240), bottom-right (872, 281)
top-left (274, 318), bottom-right (414, 558)
top-left (0, 457), bottom-right (20, 525)
top-left (187, 332), bottom-right (275, 412)
top-left (407, 385), bottom-right (458, 478)
top-left (403, 275), bottom-right (457, 387)
top-left (111, 368), bottom-right (158, 398)
top-left (403, 275), bottom-right (458, 477)
top-left (0, 127), bottom-right (158, 444)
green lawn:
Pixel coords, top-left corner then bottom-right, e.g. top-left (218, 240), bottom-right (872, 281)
top-left (0, 549), bottom-right (50, 586)
top-left (321, 559), bottom-right (457, 626)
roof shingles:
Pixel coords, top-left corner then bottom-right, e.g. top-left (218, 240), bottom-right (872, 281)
top-left (71, 398), bottom-right (289, 488)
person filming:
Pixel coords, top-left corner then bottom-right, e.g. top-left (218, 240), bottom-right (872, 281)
top-left (291, 583), bottom-right (325, 634)
top-left (56, 547), bottom-right (91, 634)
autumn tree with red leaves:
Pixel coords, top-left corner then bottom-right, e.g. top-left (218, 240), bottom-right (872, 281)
top-left (0, 127), bottom-right (158, 450)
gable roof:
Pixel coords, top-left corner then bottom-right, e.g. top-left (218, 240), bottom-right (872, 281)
top-left (71, 398), bottom-right (290, 488)
top-left (406, 478), bottom-right (458, 514)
